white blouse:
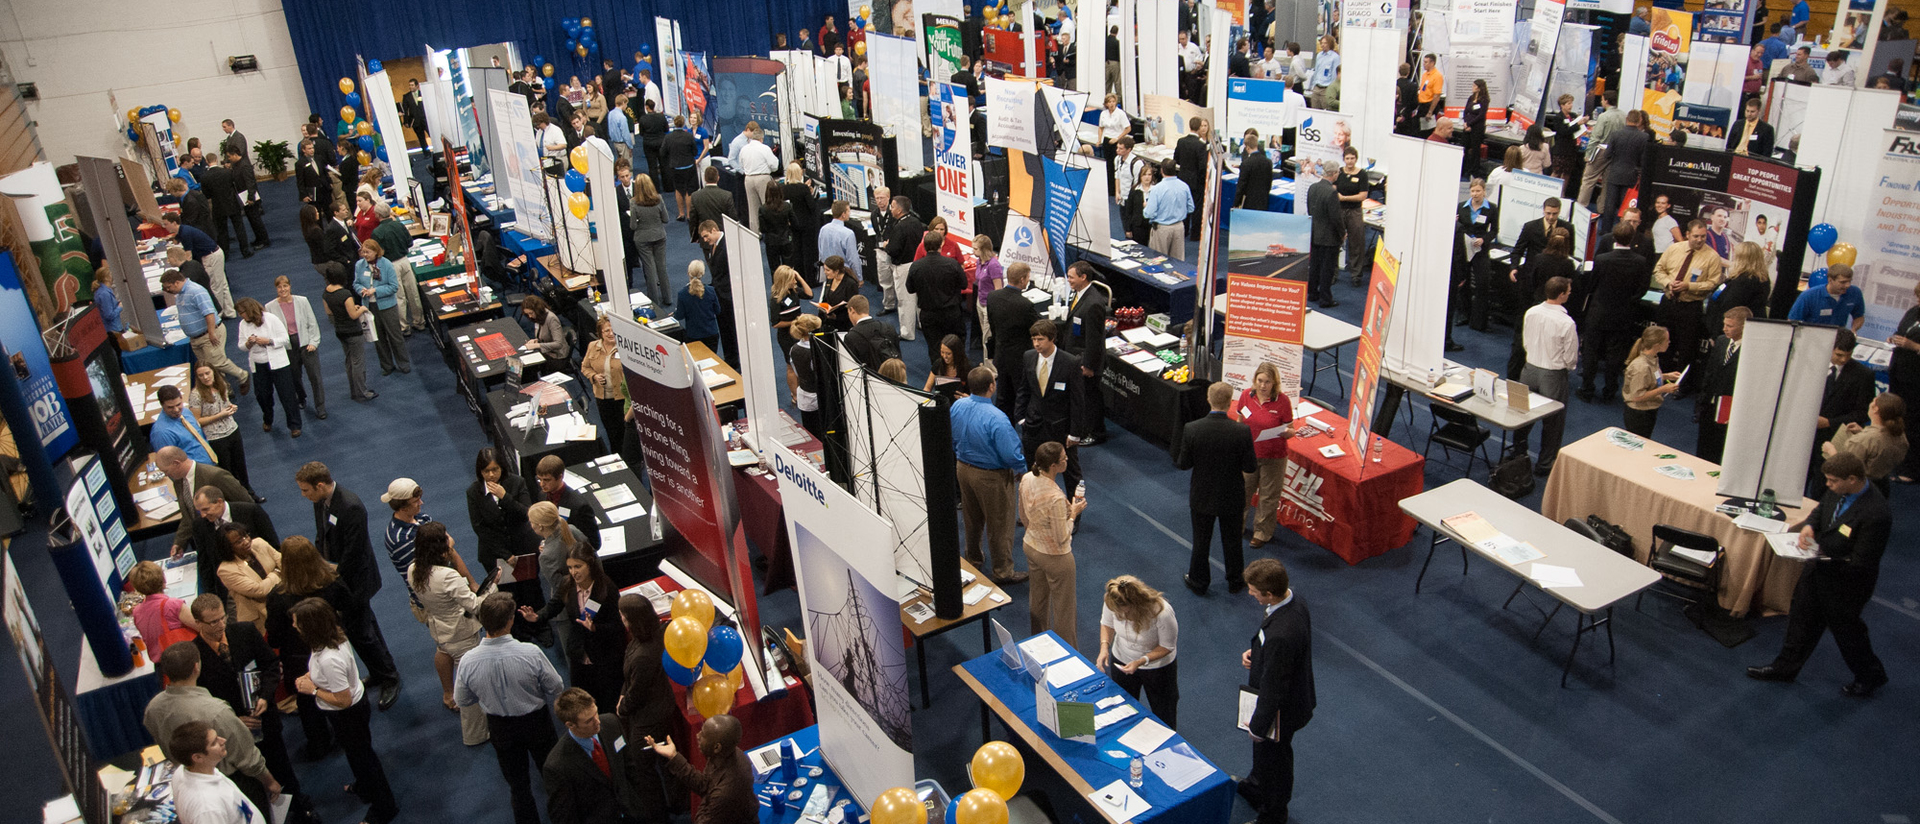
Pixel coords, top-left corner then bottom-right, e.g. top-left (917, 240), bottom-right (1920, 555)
top-left (1100, 598), bottom-right (1179, 669)
top-left (308, 642), bottom-right (364, 710)
top-left (236, 312), bottom-right (290, 369)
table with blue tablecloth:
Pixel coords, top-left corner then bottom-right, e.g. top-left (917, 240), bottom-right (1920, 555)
top-left (1071, 241), bottom-right (1211, 328)
top-left (1219, 172), bottom-right (1296, 219)
top-left (953, 632), bottom-right (1235, 824)
top-left (749, 726), bottom-right (870, 824)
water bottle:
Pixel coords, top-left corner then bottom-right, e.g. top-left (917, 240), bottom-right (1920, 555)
top-left (1074, 481), bottom-right (1086, 502)
top-left (1129, 756), bottom-right (1144, 789)
top-left (1759, 488), bottom-right (1777, 519)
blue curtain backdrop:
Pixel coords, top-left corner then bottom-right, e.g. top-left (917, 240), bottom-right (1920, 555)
top-left (282, 0), bottom-right (846, 119)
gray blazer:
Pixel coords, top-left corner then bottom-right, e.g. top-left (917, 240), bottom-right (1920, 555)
top-left (629, 194), bottom-right (670, 244)
top-left (275, 295), bottom-right (323, 351)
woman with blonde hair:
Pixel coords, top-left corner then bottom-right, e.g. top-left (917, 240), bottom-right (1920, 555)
top-left (1822, 392), bottom-right (1910, 496)
top-left (1096, 575), bottom-right (1180, 727)
top-left (675, 260), bottom-right (720, 352)
top-left (128, 561), bottom-right (202, 654)
top-left (769, 265), bottom-right (815, 359)
top-left (630, 173), bottom-right (671, 307)
top-left (1231, 362), bottom-right (1294, 548)
top-left (788, 314), bottom-right (825, 438)
top-left (972, 233), bottom-right (1004, 352)
top-left (1622, 325), bottom-right (1682, 436)
top-left (579, 315), bottom-right (628, 438)
top-left (1705, 240), bottom-right (1771, 333)
top-left (527, 501), bottom-right (589, 600)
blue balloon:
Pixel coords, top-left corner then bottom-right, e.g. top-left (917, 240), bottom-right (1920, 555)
top-left (564, 169), bottom-right (587, 192)
top-left (358, 134), bottom-right (375, 151)
top-left (376, 146), bottom-right (388, 161)
top-left (641, 44), bottom-right (652, 55)
top-left (703, 626), bottom-right (745, 674)
top-left (1809, 267), bottom-right (1829, 290)
top-left (1808, 223), bottom-right (1838, 254)
top-left (565, 38), bottom-right (577, 52)
top-left (533, 54), bottom-right (545, 66)
top-left (662, 650), bottom-right (698, 686)
top-left (368, 59), bottom-right (384, 73)
top-left (345, 91), bottom-right (362, 108)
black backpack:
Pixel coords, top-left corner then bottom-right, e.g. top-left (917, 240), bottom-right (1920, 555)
top-left (1490, 452), bottom-right (1535, 499)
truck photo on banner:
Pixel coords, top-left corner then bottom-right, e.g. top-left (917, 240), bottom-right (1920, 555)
top-left (1222, 273), bottom-right (1309, 397)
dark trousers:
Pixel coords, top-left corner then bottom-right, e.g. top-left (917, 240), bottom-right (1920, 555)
top-left (488, 709), bottom-right (559, 824)
top-left (642, 143), bottom-right (665, 181)
top-left (1467, 253), bottom-right (1494, 330)
top-left (207, 432), bottom-right (252, 493)
top-left (921, 310), bottom-right (967, 367)
top-left (341, 598), bottom-right (399, 685)
top-left (1657, 299), bottom-right (1705, 373)
top-left (216, 212), bottom-right (250, 255)
top-left (327, 697), bottom-right (398, 824)
top-left (1771, 569), bottom-right (1886, 682)
top-left (244, 202), bottom-right (270, 246)
top-left (288, 333), bottom-right (326, 415)
top-left (1600, 182), bottom-right (1631, 234)
top-left (993, 351), bottom-right (1026, 418)
top-left (256, 709), bottom-right (298, 796)
top-left (1182, 176), bottom-right (1205, 240)
top-left (1187, 508), bottom-right (1245, 589)
top-left (1515, 366), bottom-right (1570, 465)
top-left (1696, 417), bottom-right (1728, 464)
top-left (254, 363), bottom-right (302, 430)
top-left (1109, 659), bottom-right (1179, 729)
top-left (1021, 429), bottom-right (1082, 495)
top-left (1623, 406), bottom-right (1659, 437)
top-left (1080, 366), bottom-right (1107, 436)
top-left (1308, 243), bottom-right (1339, 302)
top-left (1246, 727), bottom-right (1298, 824)
top-left (717, 301), bottom-right (740, 369)
top-left (1342, 208), bottom-right (1369, 280)
top-left (1580, 323), bottom-right (1637, 394)
top-left (621, 717), bottom-right (685, 820)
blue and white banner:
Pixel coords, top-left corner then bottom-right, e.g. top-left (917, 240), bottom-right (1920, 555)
top-left (1040, 156), bottom-right (1089, 280)
top-left (1225, 77), bottom-right (1293, 162)
top-left (932, 82), bottom-right (975, 239)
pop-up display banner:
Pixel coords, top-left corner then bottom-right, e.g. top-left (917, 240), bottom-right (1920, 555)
top-left (1222, 272), bottom-right (1309, 397)
top-left (870, 33), bottom-right (925, 174)
top-left (5, 550), bottom-right (111, 824)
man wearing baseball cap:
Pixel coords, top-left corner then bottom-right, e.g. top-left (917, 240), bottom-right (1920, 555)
top-left (380, 478), bottom-right (434, 585)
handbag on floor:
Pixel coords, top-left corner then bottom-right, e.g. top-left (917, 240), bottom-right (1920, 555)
top-left (1490, 452), bottom-right (1535, 499)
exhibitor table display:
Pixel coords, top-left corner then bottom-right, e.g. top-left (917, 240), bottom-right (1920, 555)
top-left (1381, 362), bottom-right (1565, 454)
top-left (123, 364), bottom-right (192, 430)
top-left (448, 319), bottom-right (533, 409)
top-left (901, 558), bottom-right (1010, 709)
top-left (748, 726), bottom-right (868, 824)
top-left (486, 384), bottom-right (602, 481)
top-left (419, 273), bottom-right (503, 348)
top-left (1275, 401), bottom-right (1423, 564)
top-left (1073, 239), bottom-right (1206, 327)
top-left (954, 631), bottom-right (1234, 824)
top-left (1540, 428), bottom-right (1811, 617)
top-left (564, 455), bottom-right (670, 583)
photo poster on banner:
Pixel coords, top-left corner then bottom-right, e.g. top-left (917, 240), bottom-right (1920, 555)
top-left (933, 83), bottom-right (976, 239)
top-left (1859, 131), bottom-right (1920, 341)
top-left (925, 14), bottom-right (965, 85)
top-left (1674, 41), bottom-right (1744, 149)
top-left (1226, 78), bottom-right (1293, 162)
top-left (657, 17), bottom-right (686, 116)
top-left (1639, 144), bottom-right (1802, 299)
top-left (1222, 274), bottom-right (1309, 398)
top-left (610, 315), bottom-right (759, 636)
top-left (450, 50), bottom-right (486, 164)
top-left (1226, 208), bottom-right (1313, 280)
top-left (0, 252), bottom-right (77, 458)
top-left (65, 454), bottom-right (136, 601)
top-left (1695, 0), bottom-right (1757, 44)
top-left (711, 58), bottom-right (785, 157)
top-left (684, 52), bottom-right (715, 131)
top-left (801, 115), bottom-right (825, 187)
top-left (821, 120), bottom-right (889, 212)
top-left (489, 89), bottom-right (552, 240)
top-left (1140, 94), bottom-right (1212, 149)
top-left (443, 138), bottom-right (480, 281)
top-left (1511, 0), bottom-right (1568, 129)
top-left (1345, 246), bottom-right (1400, 464)
top-left (1641, 10), bottom-right (1694, 139)
top-left (1496, 170), bottom-right (1586, 255)
top-left (5, 549), bottom-right (111, 824)
top-left (772, 444), bottom-right (914, 810)
top-left (1292, 109), bottom-right (1355, 212)
top-left (870, 33), bottom-right (926, 173)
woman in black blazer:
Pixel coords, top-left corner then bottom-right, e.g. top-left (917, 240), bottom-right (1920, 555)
top-left (783, 164), bottom-right (821, 284)
top-left (1122, 164), bottom-right (1153, 245)
top-left (1462, 80), bottom-right (1490, 180)
top-left (466, 448), bottom-right (535, 575)
top-left (521, 543), bottom-right (628, 709)
top-left (759, 179), bottom-right (799, 274)
top-left (617, 594), bottom-right (683, 819)
top-left (1704, 240), bottom-right (1773, 335)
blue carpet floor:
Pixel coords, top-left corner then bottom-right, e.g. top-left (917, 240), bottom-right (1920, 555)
top-left (1, 168), bottom-right (1916, 824)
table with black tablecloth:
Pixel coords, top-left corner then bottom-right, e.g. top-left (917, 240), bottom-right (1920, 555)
top-left (1273, 405), bottom-right (1425, 564)
top-left (1071, 240), bottom-right (1208, 328)
top-left (448, 319), bottom-right (532, 415)
top-left (566, 456), bottom-right (672, 585)
top-left (487, 387), bottom-right (603, 482)
top-left (1098, 351), bottom-right (1209, 448)
top-left (420, 274), bottom-right (503, 351)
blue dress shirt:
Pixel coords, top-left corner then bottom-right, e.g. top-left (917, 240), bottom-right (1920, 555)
top-left (95, 285), bottom-right (124, 333)
top-left (453, 634), bottom-right (565, 717)
top-left (606, 108), bottom-right (632, 149)
top-left (151, 413), bottom-right (214, 463)
top-left (817, 220), bottom-right (862, 279)
top-left (950, 395), bottom-right (1027, 471)
top-left (1144, 177), bottom-right (1194, 226)
top-left (1786, 285), bottom-right (1864, 328)
top-left (175, 225), bottom-right (218, 260)
top-left (173, 281), bottom-right (218, 337)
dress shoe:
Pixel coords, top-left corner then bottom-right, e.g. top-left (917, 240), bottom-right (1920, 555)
top-left (291, 428), bottom-right (302, 438)
top-left (316, 410), bottom-right (328, 419)
top-left (1227, 580), bottom-right (1247, 595)
top-left (377, 680), bottom-right (401, 711)
top-left (1249, 536), bottom-right (1268, 549)
top-left (1183, 575), bottom-right (1207, 595)
top-left (1532, 462), bottom-right (1553, 478)
top-left (994, 572), bottom-right (1029, 586)
top-left (1445, 341), bottom-right (1465, 352)
top-left (1576, 389), bottom-right (1596, 403)
top-left (1319, 299), bottom-right (1341, 309)
top-left (1841, 673), bottom-right (1888, 697)
top-left (263, 422), bottom-right (272, 432)
top-left (1745, 665), bottom-right (1796, 682)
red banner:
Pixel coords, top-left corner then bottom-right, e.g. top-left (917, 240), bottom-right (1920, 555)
top-left (443, 139), bottom-right (479, 281)
top-left (1344, 247), bottom-right (1400, 469)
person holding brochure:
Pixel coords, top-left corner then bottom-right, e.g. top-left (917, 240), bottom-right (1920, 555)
top-left (1240, 558), bottom-right (1314, 824)
top-left (519, 543), bottom-right (626, 709)
top-left (1096, 575), bottom-right (1180, 728)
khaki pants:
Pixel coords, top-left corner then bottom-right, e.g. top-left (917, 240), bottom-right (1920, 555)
top-left (1024, 546), bottom-right (1076, 648)
top-left (191, 323), bottom-right (249, 383)
top-left (203, 247), bottom-right (236, 317)
top-left (874, 249), bottom-right (899, 310)
top-left (442, 633), bottom-right (490, 746)
top-left (957, 462), bottom-right (1020, 579)
top-left (1149, 222), bottom-right (1186, 260)
top-left (393, 258), bottom-right (424, 329)
top-left (745, 174), bottom-right (774, 233)
top-left (1244, 457), bottom-right (1288, 541)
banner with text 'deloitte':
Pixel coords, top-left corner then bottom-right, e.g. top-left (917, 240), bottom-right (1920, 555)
top-left (611, 315), bottom-right (757, 635)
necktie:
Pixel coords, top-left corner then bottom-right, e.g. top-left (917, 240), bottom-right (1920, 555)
top-left (1675, 250), bottom-right (1696, 293)
top-left (590, 738), bottom-right (611, 776)
top-left (184, 416), bottom-right (219, 465)
top-left (1735, 120), bottom-right (1753, 155)
top-left (1038, 356), bottom-right (1051, 396)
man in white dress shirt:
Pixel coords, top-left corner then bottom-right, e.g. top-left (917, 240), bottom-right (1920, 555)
top-left (168, 721), bottom-right (268, 824)
top-left (737, 123), bottom-right (781, 232)
top-left (1516, 276), bottom-right (1579, 475)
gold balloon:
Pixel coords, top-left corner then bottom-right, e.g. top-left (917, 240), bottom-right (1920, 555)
top-left (357, 150), bottom-right (372, 165)
top-left (357, 121), bottom-right (374, 136)
top-left (689, 672), bottom-right (734, 717)
top-left (339, 77), bottom-right (355, 94)
top-left (664, 615), bottom-right (709, 668)
top-left (127, 109), bottom-right (140, 124)
top-left (855, 41), bottom-right (868, 56)
top-left (670, 589), bottom-right (715, 629)
top-left (1827, 242), bottom-right (1857, 267)
top-left (579, 16), bottom-right (592, 27)
top-left (576, 44), bottom-right (589, 57)
top-left (870, 787), bottom-right (927, 824)
top-left (543, 64), bottom-right (555, 77)
top-left (167, 108), bottom-right (182, 123)
top-left (953, 789), bottom-right (1009, 824)
top-left (570, 145), bottom-right (591, 174)
top-left (340, 106), bottom-right (358, 123)
top-left (969, 742), bottom-right (1025, 799)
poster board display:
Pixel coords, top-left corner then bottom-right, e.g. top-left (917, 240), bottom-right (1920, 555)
top-left (869, 33), bottom-right (925, 174)
top-left (487, 88), bottom-right (550, 240)
top-left (1510, 0), bottom-right (1568, 129)
top-left (5, 550), bottom-right (110, 824)
top-left (1380, 134), bottom-right (1461, 379)
top-left (1496, 170), bottom-right (1583, 252)
top-left (1346, 247), bottom-right (1401, 466)
top-left (774, 445), bottom-right (914, 811)
top-left (1674, 40), bottom-right (1746, 150)
top-left (1139, 94), bottom-right (1213, 150)
top-left (1637, 143), bottom-right (1807, 300)
top-left (1291, 108), bottom-right (1355, 212)
top-left (711, 58), bottom-right (785, 157)
top-left (1222, 273), bottom-right (1309, 398)
top-left (0, 250), bottom-right (77, 459)
top-left (1225, 78), bottom-right (1294, 162)
top-left (819, 119), bottom-right (890, 213)
top-left (933, 82), bottom-right (976, 240)
top-left (657, 17), bottom-right (686, 116)
top-left (1858, 130), bottom-right (1920, 340)
top-left (925, 14), bottom-right (965, 86)
top-left (1639, 10), bottom-right (1694, 139)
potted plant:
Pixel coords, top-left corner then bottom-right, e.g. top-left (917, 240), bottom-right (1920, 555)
top-left (253, 139), bottom-right (292, 180)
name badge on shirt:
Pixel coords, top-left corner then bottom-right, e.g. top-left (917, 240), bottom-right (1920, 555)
top-left (328, 514), bottom-right (338, 526)
top-left (1257, 629), bottom-right (1266, 646)
top-left (1054, 382), bottom-right (1068, 392)
top-left (1820, 308), bottom-right (1833, 316)
top-left (557, 506), bottom-right (572, 519)
top-left (1839, 524), bottom-right (1852, 538)
top-left (614, 735), bottom-right (627, 752)
top-left (1072, 317), bottom-right (1083, 331)
top-left (1241, 405), bottom-right (1254, 418)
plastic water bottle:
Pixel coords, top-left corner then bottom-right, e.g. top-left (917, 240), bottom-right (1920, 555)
top-left (1129, 756), bottom-right (1144, 788)
top-left (1759, 488), bottom-right (1777, 519)
top-left (1074, 481), bottom-right (1087, 502)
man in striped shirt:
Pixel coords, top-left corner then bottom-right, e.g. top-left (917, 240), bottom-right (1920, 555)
top-left (380, 478), bottom-right (432, 596)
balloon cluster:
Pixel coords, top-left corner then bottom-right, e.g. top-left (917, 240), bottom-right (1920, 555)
top-left (124, 104), bottom-right (179, 143)
top-left (662, 590), bottom-right (748, 719)
top-left (334, 76), bottom-right (388, 164)
top-left (871, 743), bottom-right (1024, 824)
top-left (562, 16), bottom-right (598, 60)
top-left (563, 146), bottom-right (595, 219)
top-left (983, 0), bottom-right (1014, 28)
top-left (1806, 223), bottom-right (1856, 289)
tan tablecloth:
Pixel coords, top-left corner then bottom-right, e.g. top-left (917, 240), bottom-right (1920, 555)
top-left (1540, 428), bottom-right (1810, 617)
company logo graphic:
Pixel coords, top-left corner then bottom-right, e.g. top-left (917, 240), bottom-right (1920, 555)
top-left (1012, 225), bottom-right (1035, 248)
top-left (773, 451), bottom-right (827, 506)
top-left (1891, 135), bottom-right (1920, 156)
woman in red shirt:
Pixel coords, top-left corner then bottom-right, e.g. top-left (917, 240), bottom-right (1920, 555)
top-left (1231, 362), bottom-right (1294, 548)
top-left (352, 191), bottom-right (381, 243)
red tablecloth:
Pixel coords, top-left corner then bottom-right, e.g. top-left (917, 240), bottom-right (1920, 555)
top-left (734, 466), bottom-right (795, 593)
top-left (669, 676), bottom-right (814, 769)
top-left (1272, 409), bottom-right (1425, 564)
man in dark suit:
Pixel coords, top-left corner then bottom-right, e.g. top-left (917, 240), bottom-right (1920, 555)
top-left (187, 594), bottom-right (302, 808)
top-left (986, 263), bottom-right (1041, 416)
top-left (545, 688), bottom-right (642, 824)
top-left (196, 157), bottom-right (249, 258)
top-left (1680, 307), bottom-right (1749, 462)
top-left (1016, 320), bottom-right (1085, 495)
top-left (1506, 198), bottom-right (1574, 324)
top-left (224, 148), bottom-right (269, 250)
top-left (218, 119), bottom-right (250, 166)
top-left (1577, 222), bottom-right (1653, 403)
top-left (174, 484), bottom-right (277, 598)
top-left (1061, 261), bottom-right (1110, 442)
top-left (880, 198), bottom-right (925, 314)
top-left (1305, 162), bottom-right (1343, 307)
top-left (1453, 180), bottom-right (1499, 341)
top-left (1810, 328), bottom-right (1877, 497)
top-left (1748, 452), bottom-right (1891, 697)
top-left (1732, 98), bottom-right (1775, 157)
top-left (841, 295), bottom-right (900, 371)
top-left (1175, 117), bottom-right (1211, 240)
top-left (1175, 382), bottom-right (1259, 594)
top-left (698, 220), bottom-right (741, 369)
top-left (401, 79), bottom-right (429, 140)
top-left (688, 167), bottom-right (734, 243)
top-left (295, 461), bottom-right (401, 709)
top-left (167, 177), bottom-right (217, 241)
top-left (1232, 131), bottom-right (1273, 212)
top-left (295, 138), bottom-right (332, 213)
top-left (156, 447), bottom-right (253, 590)
top-left (906, 231), bottom-right (971, 367)
top-left (636, 100), bottom-right (669, 180)
top-left (1241, 557), bottom-right (1316, 824)
top-left (535, 455), bottom-right (602, 549)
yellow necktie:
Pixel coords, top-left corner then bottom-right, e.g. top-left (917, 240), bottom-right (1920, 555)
top-left (1735, 120), bottom-right (1753, 155)
top-left (186, 415), bottom-right (218, 465)
top-left (1038, 356), bottom-right (1051, 396)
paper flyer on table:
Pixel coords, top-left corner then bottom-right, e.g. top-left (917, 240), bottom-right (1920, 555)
top-left (1529, 563), bottom-right (1584, 589)
top-left (1766, 531), bottom-right (1818, 560)
top-left (1043, 657), bottom-right (1097, 689)
top-left (1089, 780), bottom-right (1151, 823)
top-left (1145, 743), bottom-right (1216, 792)
top-left (1018, 634), bottom-right (1072, 665)
top-left (1117, 718), bottom-right (1175, 755)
